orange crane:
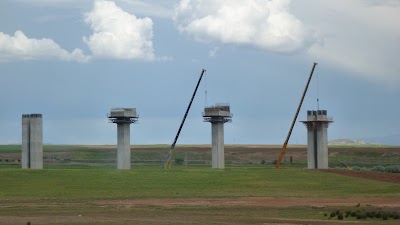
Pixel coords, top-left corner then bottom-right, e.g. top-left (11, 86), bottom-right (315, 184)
top-left (275, 62), bottom-right (318, 169)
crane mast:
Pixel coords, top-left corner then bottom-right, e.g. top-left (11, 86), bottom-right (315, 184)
top-left (163, 69), bottom-right (206, 170)
top-left (275, 63), bottom-right (317, 169)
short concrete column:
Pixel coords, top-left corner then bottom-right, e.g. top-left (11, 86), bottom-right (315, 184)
top-left (117, 123), bottom-right (131, 170)
top-left (203, 104), bottom-right (232, 169)
top-left (211, 122), bottom-right (224, 168)
top-left (108, 108), bottom-right (138, 170)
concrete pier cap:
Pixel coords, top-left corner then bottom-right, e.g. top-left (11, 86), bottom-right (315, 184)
top-left (108, 108), bottom-right (138, 170)
top-left (203, 103), bottom-right (232, 169)
top-left (108, 108), bottom-right (138, 123)
top-left (203, 103), bottom-right (232, 123)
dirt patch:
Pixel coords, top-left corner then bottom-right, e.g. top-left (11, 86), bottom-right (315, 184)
top-left (0, 197), bottom-right (400, 225)
top-left (96, 197), bottom-right (400, 208)
top-left (323, 169), bottom-right (400, 184)
top-left (2, 197), bottom-right (399, 225)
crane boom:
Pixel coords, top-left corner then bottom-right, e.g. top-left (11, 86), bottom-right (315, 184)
top-left (275, 63), bottom-right (317, 169)
top-left (163, 69), bottom-right (206, 170)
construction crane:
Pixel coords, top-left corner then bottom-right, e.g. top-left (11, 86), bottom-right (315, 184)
top-left (163, 69), bottom-right (206, 170)
top-left (275, 63), bottom-right (317, 169)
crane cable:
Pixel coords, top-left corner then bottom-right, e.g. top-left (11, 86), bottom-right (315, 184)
top-left (204, 69), bottom-right (208, 107)
top-left (316, 69), bottom-right (320, 110)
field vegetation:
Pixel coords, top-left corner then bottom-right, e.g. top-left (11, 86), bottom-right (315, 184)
top-left (0, 144), bottom-right (399, 224)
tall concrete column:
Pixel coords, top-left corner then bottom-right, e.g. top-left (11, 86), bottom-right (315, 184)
top-left (302, 110), bottom-right (333, 169)
top-left (29, 114), bottom-right (43, 169)
top-left (211, 122), bottom-right (224, 168)
top-left (21, 114), bottom-right (30, 169)
top-left (21, 114), bottom-right (43, 169)
top-left (108, 108), bottom-right (138, 170)
top-left (203, 104), bottom-right (232, 169)
top-left (117, 123), bottom-right (131, 170)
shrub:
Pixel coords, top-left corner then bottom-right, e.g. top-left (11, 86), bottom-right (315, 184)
top-left (385, 165), bottom-right (400, 173)
top-left (361, 213), bottom-right (367, 219)
top-left (382, 213), bottom-right (388, 220)
top-left (260, 160), bottom-right (266, 165)
top-left (175, 158), bottom-right (184, 165)
top-left (369, 211), bottom-right (377, 218)
top-left (372, 166), bottom-right (386, 172)
top-left (338, 212), bottom-right (344, 220)
top-left (330, 211), bottom-right (336, 218)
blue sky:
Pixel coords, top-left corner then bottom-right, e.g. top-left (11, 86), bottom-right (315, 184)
top-left (0, 0), bottom-right (399, 145)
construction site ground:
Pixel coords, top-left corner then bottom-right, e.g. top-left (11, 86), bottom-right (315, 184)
top-left (0, 145), bottom-right (399, 224)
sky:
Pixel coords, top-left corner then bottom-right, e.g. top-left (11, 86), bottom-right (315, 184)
top-left (0, 0), bottom-right (399, 145)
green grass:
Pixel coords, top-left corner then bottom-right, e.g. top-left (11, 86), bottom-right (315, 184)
top-left (0, 168), bottom-right (399, 203)
top-left (1, 167), bottom-right (399, 224)
top-left (0, 144), bottom-right (20, 152)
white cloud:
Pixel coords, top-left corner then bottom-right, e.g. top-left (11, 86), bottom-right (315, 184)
top-left (291, 0), bottom-right (400, 86)
top-left (174, 0), bottom-right (311, 53)
top-left (116, 0), bottom-right (176, 18)
top-left (83, 0), bottom-right (155, 60)
top-left (15, 0), bottom-right (92, 9)
top-left (0, 30), bottom-right (89, 62)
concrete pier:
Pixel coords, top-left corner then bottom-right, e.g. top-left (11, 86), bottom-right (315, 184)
top-left (301, 110), bottom-right (333, 169)
top-left (108, 108), bottom-right (138, 170)
top-left (21, 114), bottom-right (43, 169)
top-left (203, 104), bottom-right (232, 169)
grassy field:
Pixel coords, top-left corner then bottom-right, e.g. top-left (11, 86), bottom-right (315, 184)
top-left (1, 145), bottom-right (400, 224)
top-left (0, 168), bottom-right (399, 224)
top-left (1, 144), bottom-right (400, 169)
top-left (1, 168), bottom-right (399, 202)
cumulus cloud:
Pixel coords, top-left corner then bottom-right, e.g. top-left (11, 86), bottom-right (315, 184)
top-left (116, 0), bottom-right (175, 18)
top-left (0, 30), bottom-right (89, 62)
top-left (83, 0), bottom-right (155, 60)
top-left (291, 0), bottom-right (400, 86)
top-left (174, 0), bottom-right (310, 53)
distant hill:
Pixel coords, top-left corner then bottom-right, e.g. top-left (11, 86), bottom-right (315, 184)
top-left (329, 139), bottom-right (370, 146)
top-left (329, 136), bottom-right (400, 146)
